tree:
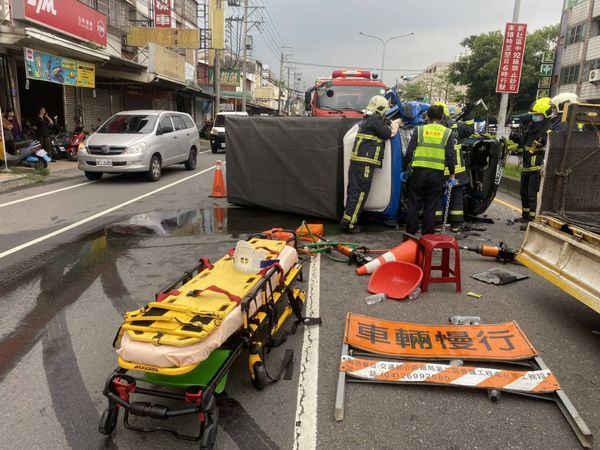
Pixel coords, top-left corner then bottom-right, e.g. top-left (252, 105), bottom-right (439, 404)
top-left (399, 80), bottom-right (427, 101)
top-left (448, 25), bottom-right (559, 119)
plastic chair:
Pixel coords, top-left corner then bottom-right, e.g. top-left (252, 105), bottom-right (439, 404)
top-left (418, 234), bottom-right (461, 293)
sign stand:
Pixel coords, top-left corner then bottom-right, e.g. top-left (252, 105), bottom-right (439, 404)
top-left (334, 313), bottom-right (593, 448)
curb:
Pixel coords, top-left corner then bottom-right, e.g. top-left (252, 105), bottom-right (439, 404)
top-left (0, 167), bottom-right (82, 193)
top-left (499, 175), bottom-right (520, 198)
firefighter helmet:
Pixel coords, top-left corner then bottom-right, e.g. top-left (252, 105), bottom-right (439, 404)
top-left (529, 97), bottom-right (553, 119)
top-left (433, 101), bottom-right (450, 118)
top-left (551, 92), bottom-right (579, 113)
top-left (365, 95), bottom-right (390, 116)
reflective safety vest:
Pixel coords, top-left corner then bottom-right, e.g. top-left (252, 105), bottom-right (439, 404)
top-left (350, 132), bottom-right (385, 167)
top-left (412, 123), bottom-right (451, 171)
top-left (444, 144), bottom-right (466, 176)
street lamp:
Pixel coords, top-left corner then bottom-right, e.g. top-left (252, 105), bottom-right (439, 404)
top-left (359, 32), bottom-right (414, 82)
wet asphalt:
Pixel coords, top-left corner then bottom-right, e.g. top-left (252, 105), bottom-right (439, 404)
top-left (0, 146), bottom-right (598, 449)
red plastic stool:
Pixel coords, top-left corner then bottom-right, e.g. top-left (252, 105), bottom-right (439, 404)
top-left (418, 234), bottom-right (461, 293)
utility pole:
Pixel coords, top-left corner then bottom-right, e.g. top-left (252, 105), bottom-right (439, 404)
top-left (286, 65), bottom-right (291, 115)
top-left (214, 48), bottom-right (221, 115)
top-left (241, 0), bottom-right (249, 113)
top-left (496, 0), bottom-right (521, 139)
top-left (277, 52), bottom-right (284, 115)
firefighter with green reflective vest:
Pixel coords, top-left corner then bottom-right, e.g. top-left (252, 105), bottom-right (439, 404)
top-left (433, 102), bottom-right (474, 231)
top-left (513, 97), bottom-right (552, 229)
top-left (341, 95), bottom-right (399, 233)
top-left (403, 104), bottom-right (456, 235)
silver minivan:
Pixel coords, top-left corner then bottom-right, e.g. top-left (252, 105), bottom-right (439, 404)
top-left (78, 110), bottom-right (200, 181)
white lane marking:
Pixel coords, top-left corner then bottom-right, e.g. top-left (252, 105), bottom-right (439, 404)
top-left (293, 254), bottom-right (320, 450)
top-left (0, 165), bottom-right (215, 260)
top-left (0, 150), bottom-right (211, 209)
top-left (0, 180), bottom-right (94, 208)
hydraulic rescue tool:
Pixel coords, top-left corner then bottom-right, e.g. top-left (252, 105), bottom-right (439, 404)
top-left (461, 241), bottom-right (517, 263)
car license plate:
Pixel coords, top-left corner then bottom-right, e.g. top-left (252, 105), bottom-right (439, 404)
top-left (36, 149), bottom-right (48, 157)
top-left (59, 146), bottom-right (65, 151)
top-left (220, 143), bottom-right (226, 148)
top-left (96, 159), bottom-right (113, 166)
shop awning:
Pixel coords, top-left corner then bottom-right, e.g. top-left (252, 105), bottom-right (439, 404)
top-left (153, 73), bottom-right (187, 88)
top-left (103, 55), bottom-right (147, 73)
top-left (24, 27), bottom-right (110, 62)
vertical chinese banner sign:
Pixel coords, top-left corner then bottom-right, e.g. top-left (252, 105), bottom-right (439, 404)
top-left (496, 22), bottom-right (528, 94)
top-left (154, 0), bottom-right (171, 28)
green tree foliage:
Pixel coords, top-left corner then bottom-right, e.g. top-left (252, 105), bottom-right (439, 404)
top-left (448, 25), bottom-right (559, 119)
top-left (399, 80), bottom-right (427, 101)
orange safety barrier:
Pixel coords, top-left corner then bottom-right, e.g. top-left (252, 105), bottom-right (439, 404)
top-left (344, 313), bottom-right (538, 361)
top-left (340, 356), bottom-right (560, 393)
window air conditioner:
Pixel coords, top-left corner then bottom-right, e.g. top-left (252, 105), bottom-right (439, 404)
top-left (589, 69), bottom-right (600, 83)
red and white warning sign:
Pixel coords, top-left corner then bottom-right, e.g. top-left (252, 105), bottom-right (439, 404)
top-left (344, 313), bottom-right (537, 361)
top-left (340, 356), bottom-right (560, 393)
top-left (496, 22), bottom-right (528, 94)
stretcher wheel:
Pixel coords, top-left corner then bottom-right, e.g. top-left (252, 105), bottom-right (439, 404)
top-left (99, 404), bottom-right (119, 435)
top-left (251, 361), bottom-right (269, 391)
top-left (200, 405), bottom-right (219, 450)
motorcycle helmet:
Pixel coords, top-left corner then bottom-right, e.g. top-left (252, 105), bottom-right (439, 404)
top-left (551, 92), bottom-right (578, 113)
top-left (365, 95), bottom-right (390, 117)
top-left (529, 97), bottom-right (553, 119)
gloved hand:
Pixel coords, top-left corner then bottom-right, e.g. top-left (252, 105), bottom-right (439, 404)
top-left (400, 171), bottom-right (409, 183)
top-left (447, 177), bottom-right (458, 188)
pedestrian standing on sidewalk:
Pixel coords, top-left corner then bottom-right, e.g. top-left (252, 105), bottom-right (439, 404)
top-left (34, 107), bottom-right (55, 162)
top-left (403, 104), bottom-right (456, 236)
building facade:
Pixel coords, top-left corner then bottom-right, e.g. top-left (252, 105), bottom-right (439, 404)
top-left (404, 61), bottom-right (466, 104)
top-left (555, 0), bottom-right (600, 101)
top-left (0, 0), bottom-right (209, 134)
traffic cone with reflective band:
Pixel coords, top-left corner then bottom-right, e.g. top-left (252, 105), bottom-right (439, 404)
top-left (210, 160), bottom-right (226, 198)
top-left (356, 239), bottom-right (419, 275)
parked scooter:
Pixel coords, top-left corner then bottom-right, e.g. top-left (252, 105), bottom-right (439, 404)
top-left (1, 139), bottom-right (50, 168)
top-left (65, 127), bottom-right (85, 161)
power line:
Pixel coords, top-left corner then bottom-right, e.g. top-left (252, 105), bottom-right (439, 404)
top-left (291, 60), bottom-right (423, 73)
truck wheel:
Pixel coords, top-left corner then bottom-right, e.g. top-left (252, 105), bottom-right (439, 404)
top-left (85, 171), bottom-right (103, 181)
top-left (185, 148), bottom-right (197, 170)
top-left (211, 144), bottom-right (218, 154)
top-left (146, 155), bottom-right (161, 181)
top-left (98, 404), bottom-right (119, 435)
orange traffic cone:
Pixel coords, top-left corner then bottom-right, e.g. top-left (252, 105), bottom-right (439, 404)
top-left (356, 239), bottom-right (419, 276)
top-left (210, 160), bottom-right (226, 198)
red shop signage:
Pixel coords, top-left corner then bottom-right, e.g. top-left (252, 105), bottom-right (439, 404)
top-left (23, 0), bottom-right (107, 47)
top-left (496, 22), bottom-right (527, 94)
top-left (154, 0), bottom-right (172, 28)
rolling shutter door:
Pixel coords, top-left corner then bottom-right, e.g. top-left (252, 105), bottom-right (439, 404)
top-left (82, 87), bottom-right (113, 131)
top-left (63, 85), bottom-right (78, 132)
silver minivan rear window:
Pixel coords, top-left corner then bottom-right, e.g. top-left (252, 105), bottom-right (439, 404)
top-left (98, 115), bottom-right (158, 134)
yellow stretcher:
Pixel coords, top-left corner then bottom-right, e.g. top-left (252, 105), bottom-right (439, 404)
top-left (100, 235), bottom-right (320, 449)
top-left (120, 239), bottom-right (286, 347)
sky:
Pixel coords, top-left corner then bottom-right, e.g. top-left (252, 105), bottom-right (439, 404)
top-left (250, 0), bottom-right (565, 89)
